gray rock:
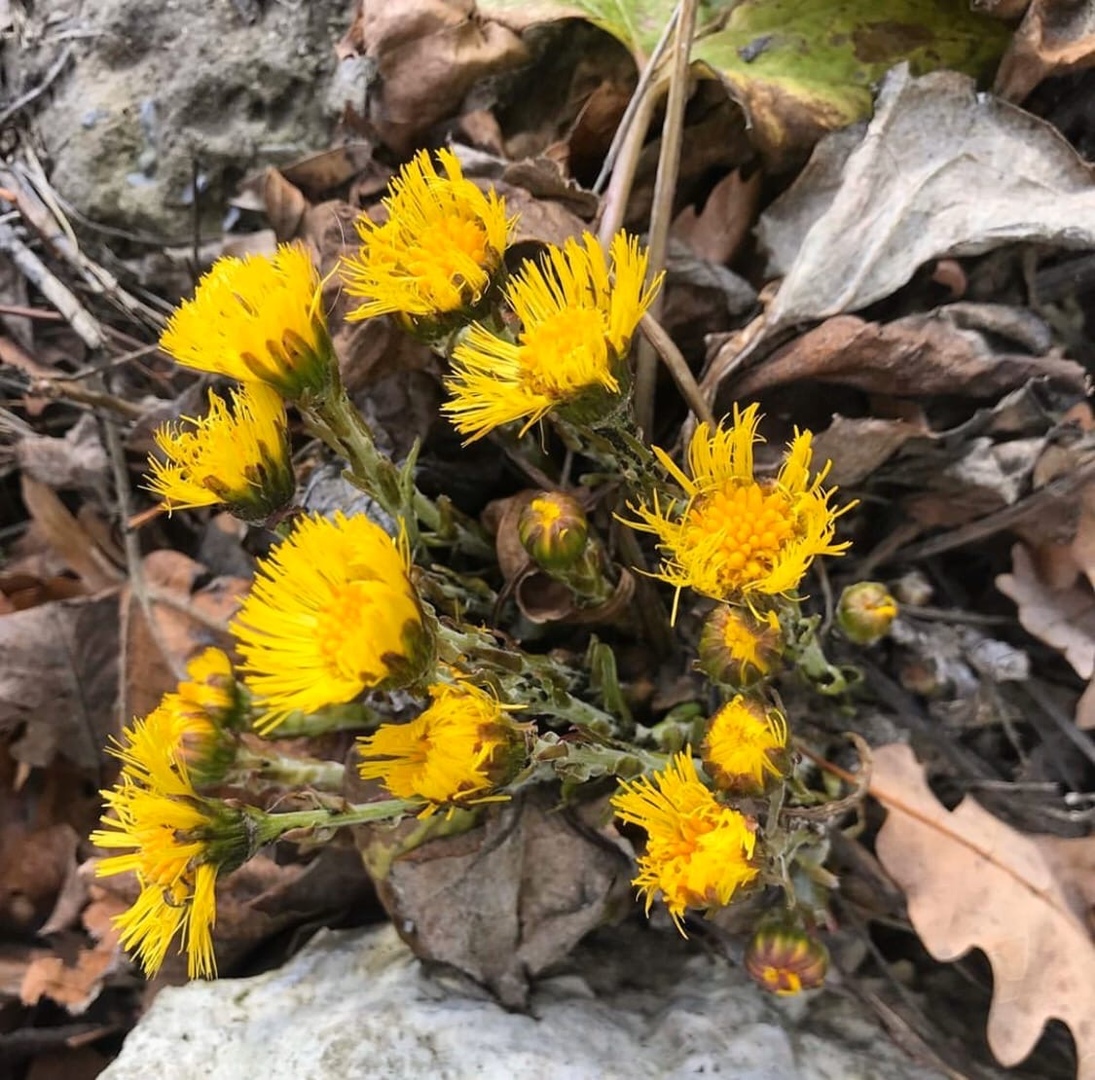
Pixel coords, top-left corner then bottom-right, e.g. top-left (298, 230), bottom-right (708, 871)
top-left (101, 923), bottom-right (944, 1080)
top-left (22, 0), bottom-right (346, 240)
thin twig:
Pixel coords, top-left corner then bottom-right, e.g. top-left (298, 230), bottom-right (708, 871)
top-left (29, 377), bottom-right (146, 419)
top-left (146, 587), bottom-right (233, 633)
top-left (0, 46), bottom-right (73, 127)
top-left (592, 8), bottom-right (680, 196)
top-left (104, 417), bottom-right (185, 681)
top-left (886, 453), bottom-right (1095, 565)
top-left (634, 0), bottom-right (698, 438)
top-left (0, 221), bottom-right (104, 349)
top-left (597, 79), bottom-right (663, 248)
top-left (638, 312), bottom-right (714, 426)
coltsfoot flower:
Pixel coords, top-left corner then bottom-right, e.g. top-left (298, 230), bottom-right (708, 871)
top-left (92, 719), bottom-right (256, 979)
top-left (146, 383), bottom-right (295, 523)
top-left (357, 682), bottom-right (528, 815)
top-left (232, 512), bottom-right (430, 732)
top-left (153, 648), bottom-right (245, 786)
top-left (160, 243), bottom-right (334, 401)
top-left (630, 404), bottom-right (850, 611)
top-left (701, 695), bottom-right (790, 794)
top-left (611, 751), bottom-right (758, 932)
top-left (697, 605), bottom-right (784, 687)
top-left (443, 231), bottom-right (661, 442)
top-left (745, 923), bottom-right (829, 996)
top-left (340, 148), bottom-right (513, 335)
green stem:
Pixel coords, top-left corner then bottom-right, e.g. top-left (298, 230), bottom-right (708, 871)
top-left (309, 382), bottom-right (492, 559)
top-left (233, 746), bottom-right (346, 792)
top-left (308, 383), bottom-right (416, 535)
top-left (252, 797), bottom-right (423, 847)
top-left (265, 703), bottom-right (379, 738)
top-left (435, 621), bottom-right (624, 737)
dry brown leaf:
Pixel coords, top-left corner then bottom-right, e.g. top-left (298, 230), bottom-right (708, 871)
top-left (1076, 680), bottom-right (1095, 731)
top-left (123, 551), bottom-right (246, 720)
top-left (0, 593), bottom-right (119, 771)
top-left (671, 168), bottom-right (761, 267)
top-left (340, 0), bottom-right (528, 155)
top-left (718, 311), bottom-right (1084, 405)
top-left (997, 0), bottom-right (1095, 101)
top-left (757, 67), bottom-right (1095, 333)
top-left (15, 415), bottom-right (109, 495)
top-left (358, 788), bottom-right (631, 1007)
top-left (871, 742), bottom-right (1095, 1077)
top-left (810, 415), bottom-right (928, 487)
top-left (20, 946), bottom-right (115, 1015)
top-left (997, 543), bottom-right (1095, 680)
top-left (19, 476), bottom-right (122, 593)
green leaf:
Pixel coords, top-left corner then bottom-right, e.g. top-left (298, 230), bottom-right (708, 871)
top-left (479, 0), bottom-right (1010, 166)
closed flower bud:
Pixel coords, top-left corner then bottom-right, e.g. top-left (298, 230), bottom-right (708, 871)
top-left (518, 492), bottom-right (589, 570)
top-left (837, 581), bottom-right (898, 645)
top-left (745, 923), bottom-right (829, 996)
top-left (697, 605), bottom-right (784, 687)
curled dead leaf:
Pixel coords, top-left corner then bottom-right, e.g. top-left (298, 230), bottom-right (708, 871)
top-left (356, 788), bottom-right (631, 1007)
top-left (871, 743), bottom-right (1095, 1077)
top-left (758, 67), bottom-right (1095, 332)
top-left (997, 542), bottom-right (1095, 680)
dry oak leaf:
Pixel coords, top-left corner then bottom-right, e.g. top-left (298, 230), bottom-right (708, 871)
top-left (871, 743), bottom-right (1095, 1078)
top-left (997, 542), bottom-right (1095, 680)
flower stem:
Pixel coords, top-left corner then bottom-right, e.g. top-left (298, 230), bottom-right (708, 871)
top-left (435, 621), bottom-right (624, 736)
top-left (233, 745), bottom-right (346, 792)
top-left (252, 797), bottom-right (423, 847)
top-left (308, 382), bottom-right (491, 558)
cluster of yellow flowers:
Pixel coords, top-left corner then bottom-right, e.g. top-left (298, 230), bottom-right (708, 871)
top-left (93, 146), bottom-right (859, 988)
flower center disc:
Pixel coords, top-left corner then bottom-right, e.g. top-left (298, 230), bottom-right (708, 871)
top-left (316, 581), bottom-right (384, 682)
top-left (519, 307), bottom-right (612, 396)
top-left (684, 482), bottom-right (797, 592)
top-left (405, 217), bottom-right (492, 309)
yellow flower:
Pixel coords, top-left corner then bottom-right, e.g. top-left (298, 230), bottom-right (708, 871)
top-left (340, 149), bottom-right (513, 334)
top-left (357, 682), bottom-right (527, 814)
top-left (442, 231), bottom-right (661, 442)
top-left (232, 512), bottom-right (429, 732)
top-left (149, 648), bottom-right (244, 786)
top-left (697, 605), bottom-right (784, 687)
top-left (91, 727), bottom-right (253, 979)
top-left (701, 695), bottom-right (789, 794)
top-left (630, 404), bottom-right (850, 610)
top-left (611, 751), bottom-right (758, 932)
top-left (160, 243), bottom-right (334, 401)
top-left (146, 383), bottom-right (295, 523)
top-left (173, 647), bottom-right (244, 731)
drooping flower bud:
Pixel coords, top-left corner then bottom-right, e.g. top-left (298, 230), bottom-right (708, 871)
top-left (745, 923), bottom-right (829, 996)
top-left (837, 581), bottom-right (898, 645)
top-left (697, 605), bottom-right (784, 687)
top-left (518, 492), bottom-right (589, 571)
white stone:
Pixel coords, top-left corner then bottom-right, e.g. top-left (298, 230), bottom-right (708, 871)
top-left (102, 924), bottom-right (945, 1080)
